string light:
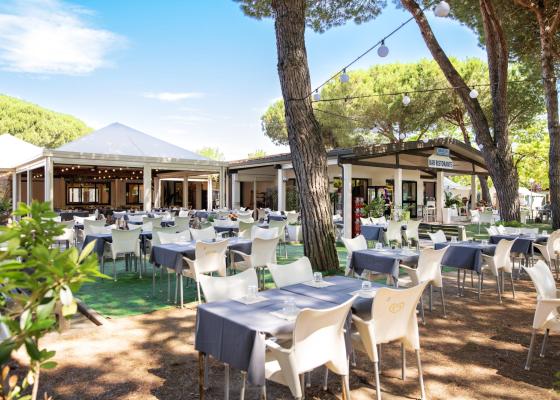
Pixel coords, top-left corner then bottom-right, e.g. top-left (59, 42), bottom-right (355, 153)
top-left (422, 137), bottom-right (430, 143)
top-left (313, 90), bottom-right (321, 101)
top-left (399, 133), bottom-right (406, 140)
top-left (377, 40), bottom-right (389, 57)
top-left (402, 94), bottom-right (411, 106)
top-left (469, 88), bottom-right (479, 99)
top-left (434, 1), bottom-right (451, 17)
top-left (339, 68), bottom-right (350, 83)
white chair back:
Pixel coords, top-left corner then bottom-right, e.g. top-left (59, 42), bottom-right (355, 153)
top-left (371, 216), bottom-right (387, 225)
top-left (251, 226), bottom-right (279, 240)
top-left (268, 256), bottom-right (314, 288)
top-left (494, 239), bottom-right (516, 273)
top-left (190, 226), bottom-right (217, 241)
top-left (429, 230), bottom-right (447, 244)
top-left (174, 216), bottom-right (191, 232)
top-left (385, 221), bottom-right (403, 244)
top-left (157, 230), bottom-right (191, 244)
top-left (268, 219), bottom-right (287, 240)
top-left (250, 237), bottom-right (279, 267)
top-left (342, 235), bottom-right (367, 275)
top-left (521, 228), bottom-right (539, 236)
top-left (405, 220), bottom-right (421, 242)
top-left (470, 209), bottom-right (480, 223)
top-left (151, 226), bottom-right (179, 246)
top-left (193, 239), bottom-right (229, 275)
top-left (127, 215), bottom-right (144, 223)
top-left (496, 225), bottom-right (506, 234)
top-left (486, 226), bottom-right (499, 236)
top-left (504, 227), bottom-right (521, 235)
top-left (127, 224), bottom-right (143, 231)
top-left (198, 268), bottom-right (258, 303)
top-left (360, 217), bottom-right (372, 225)
top-left (414, 248), bottom-right (447, 287)
top-left (237, 216), bottom-right (255, 223)
top-left (523, 260), bottom-right (557, 300)
top-left (84, 219), bottom-right (107, 236)
top-left (178, 209), bottom-right (190, 217)
top-left (110, 229), bottom-right (140, 257)
top-left (286, 212), bottom-right (299, 224)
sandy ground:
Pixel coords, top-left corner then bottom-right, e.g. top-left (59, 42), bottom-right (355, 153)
top-left (24, 273), bottom-right (560, 400)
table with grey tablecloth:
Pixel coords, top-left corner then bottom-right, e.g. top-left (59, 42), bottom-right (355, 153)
top-left (434, 241), bottom-right (496, 273)
top-left (349, 248), bottom-right (419, 283)
top-left (360, 225), bottom-right (385, 241)
top-left (489, 234), bottom-right (547, 255)
top-left (150, 238), bottom-right (252, 273)
top-left (195, 276), bottom-right (379, 386)
top-left (267, 214), bottom-right (287, 222)
top-left (82, 231), bottom-right (152, 258)
top-left (58, 210), bottom-right (89, 221)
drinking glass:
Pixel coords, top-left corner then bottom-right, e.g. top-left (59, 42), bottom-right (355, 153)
top-left (313, 272), bottom-right (323, 283)
top-left (451, 236), bottom-right (458, 243)
top-left (481, 239), bottom-right (488, 246)
top-left (361, 280), bottom-right (372, 292)
top-left (247, 285), bottom-right (258, 300)
top-left (542, 230), bottom-right (548, 236)
top-left (283, 299), bottom-right (297, 315)
top-left (375, 242), bottom-right (383, 250)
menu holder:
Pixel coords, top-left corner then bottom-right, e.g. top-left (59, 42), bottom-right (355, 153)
top-left (234, 295), bottom-right (268, 305)
top-left (270, 310), bottom-right (298, 321)
top-left (301, 280), bottom-right (335, 288)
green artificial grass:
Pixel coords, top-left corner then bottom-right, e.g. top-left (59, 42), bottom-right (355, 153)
top-left (77, 243), bottom-right (349, 318)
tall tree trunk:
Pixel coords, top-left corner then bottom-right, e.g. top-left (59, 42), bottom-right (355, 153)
top-left (479, 176), bottom-right (491, 204)
top-left (271, 0), bottom-right (338, 271)
top-left (401, 0), bottom-right (520, 221)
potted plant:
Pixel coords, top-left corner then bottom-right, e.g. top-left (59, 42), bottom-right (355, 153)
top-left (287, 222), bottom-right (303, 242)
top-left (365, 197), bottom-right (385, 219)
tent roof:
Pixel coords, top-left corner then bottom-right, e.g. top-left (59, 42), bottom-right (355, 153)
top-left (0, 134), bottom-right (43, 169)
top-left (56, 123), bottom-right (209, 161)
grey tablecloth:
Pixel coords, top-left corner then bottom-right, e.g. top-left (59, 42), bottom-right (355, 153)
top-left (349, 248), bottom-right (419, 282)
top-left (434, 241), bottom-right (496, 273)
top-left (360, 225), bottom-right (385, 241)
top-left (83, 231), bottom-right (152, 257)
top-left (58, 211), bottom-right (89, 221)
top-left (489, 234), bottom-right (547, 255)
top-left (150, 238), bottom-right (252, 273)
top-left (195, 211), bottom-right (209, 219)
top-left (195, 276), bottom-right (377, 386)
top-left (267, 214), bottom-right (286, 222)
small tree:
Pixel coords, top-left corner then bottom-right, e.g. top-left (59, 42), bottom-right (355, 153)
top-left (0, 201), bottom-right (103, 400)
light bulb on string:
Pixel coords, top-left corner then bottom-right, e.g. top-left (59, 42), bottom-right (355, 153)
top-left (402, 94), bottom-right (411, 106)
top-left (377, 40), bottom-right (389, 57)
top-left (339, 68), bottom-right (350, 83)
top-left (422, 137), bottom-right (430, 143)
top-left (399, 133), bottom-right (406, 140)
top-left (469, 88), bottom-right (479, 99)
top-left (313, 90), bottom-right (321, 101)
top-left (434, 1), bottom-right (450, 17)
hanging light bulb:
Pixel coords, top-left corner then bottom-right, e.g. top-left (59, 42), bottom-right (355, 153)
top-left (402, 94), bottom-right (411, 106)
top-left (339, 68), bottom-right (350, 83)
top-left (422, 137), bottom-right (430, 143)
top-left (377, 40), bottom-right (389, 57)
top-left (399, 133), bottom-right (406, 140)
top-left (434, 1), bottom-right (450, 17)
top-left (313, 90), bottom-right (321, 101)
top-left (469, 88), bottom-right (479, 99)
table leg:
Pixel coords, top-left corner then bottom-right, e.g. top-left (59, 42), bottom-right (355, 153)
top-left (199, 352), bottom-right (205, 400)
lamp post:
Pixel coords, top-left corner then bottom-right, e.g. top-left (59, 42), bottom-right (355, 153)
top-left (529, 178), bottom-right (535, 221)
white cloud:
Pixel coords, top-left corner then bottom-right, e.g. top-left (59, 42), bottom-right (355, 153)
top-left (143, 92), bottom-right (205, 102)
top-left (0, 0), bottom-right (123, 75)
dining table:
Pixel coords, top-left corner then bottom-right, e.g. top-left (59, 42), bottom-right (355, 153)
top-left (349, 247), bottom-right (419, 285)
top-left (195, 275), bottom-right (380, 390)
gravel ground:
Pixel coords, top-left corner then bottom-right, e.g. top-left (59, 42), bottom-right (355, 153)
top-left (30, 273), bottom-right (560, 400)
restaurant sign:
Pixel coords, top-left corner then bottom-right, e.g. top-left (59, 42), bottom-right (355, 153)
top-left (428, 154), bottom-right (454, 169)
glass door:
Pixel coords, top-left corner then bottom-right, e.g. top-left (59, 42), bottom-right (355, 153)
top-left (402, 181), bottom-right (417, 218)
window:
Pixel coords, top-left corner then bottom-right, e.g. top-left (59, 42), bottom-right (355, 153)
top-left (126, 183), bottom-right (144, 204)
top-left (66, 182), bottom-right (111, 205)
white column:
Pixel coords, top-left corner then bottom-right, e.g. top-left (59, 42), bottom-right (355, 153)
top-left (225, 173), bottom-right (230, 209)
top-left (219, 167), bottom-right (225, 208)
top-left (196, 183), bottom-right (202, 209)
top-left (393, 168), bottom-right (402, 213)
top-left (44, 157), bottom-right (53, 207)
top-left (471, 175), bottom-right (477, 210)
top-left (154, 178), bottom-right (161, 208)
top-left (12, 172), bottom-right (17, 211)
top-left (143, 165), bottom-right (152, 211)
top-left (26, 169), bottom-right (32, 205)
top-left (342, 164), bottom-right (353, 238)
top-left (277, 168), bottom-right (285, 211)
top-left (231, 173), bottom-right (240, 209)
top-left (436, 170), bottom-right (445, 222)
top-left (183, 175), bottom-right (189, 208)
top-left (207, 176), bottom-right (213, 211)
top-left (253, 180), bottom-right (257, 210)
top-left (17, 174), bottom-right (22, 207)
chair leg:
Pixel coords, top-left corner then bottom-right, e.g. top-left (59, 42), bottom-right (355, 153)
top-left (470, 271), bottom-right (474, 287)
top-left (378, 344), bottom-right (382, 371)
top-left (260, 384), bottom-right (267, 400)
top-left (440, 284), bottom-right (447, 318)
top-left (240, 371), bottom-right (247, 400)
top-left (540, 329), bottom-right (550, 357)
top-left (415, 350), bottom-right (426, 400)
top-left (401, 342), bottom-right (406, 380)
top-left (179, 274), bottom-right (184, 308)
top-left (306, 371), bottom-right (311, 388)
top-left (224, 363), bottom-right (230, 400)
top-left (496, 273), bottom-right (502, 304)
top-left (456, 269), bottom-right (461, 296)
top-left (510, 272), bottom-right (516, 299)
top-left (478, 272), bottom-right (482, 301)
top-left (299, 374), bottom-right (305, 400)
top-left (167, 272), bottom-right (171, 302)
top-left (204, 354), bottom-right (209, 390)
top-left (323, 367), bottom-right (329, 391)
top-left (419, 296), bottom-right (426, 325)
top-left (342, 374), bottom-right (351, 400)
top-left (113, 259), bottom-right (117, 281)
top-left (197, 280), bottom-right (202, 304)
top-left (373, 361), bottom-right (381, 400)
top-left (428, 284), bottom-right (433, 312)
top-left (525, 329), bottom-right (537, 370)
top-left (152, 266), bottom-right (155, 297)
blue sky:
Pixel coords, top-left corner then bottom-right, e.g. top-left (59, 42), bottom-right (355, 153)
top-left (0, 0), bottom-right (485, 160)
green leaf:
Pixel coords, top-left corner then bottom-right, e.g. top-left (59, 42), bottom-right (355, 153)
top-left (78, 240), bottom-right (96, 263)
top-left (41, 361), bottom-right (57, 369)
top-left (24, 338), bottom-right (41, 361)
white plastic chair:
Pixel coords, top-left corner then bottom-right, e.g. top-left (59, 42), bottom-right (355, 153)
top-left (178, 209), bottom-right (190, 217)
top-left (521, 228), bottom-right (539, 236)
top-left (263, 297), bottom-right (355, 399)
top-left (251, 226), bottom-right (279, 240)
top-left (428, 230), bottom-right (447, 244)
top-left (237, 216), bottom-right (255, 224)
top-left (360, 217), bottom-right (372, 225)
top-left (486, 226), bottom-right (499, 236)
top-left (105, 229), bottom-right (142, 280)
top-left (88, 224), bottom-right (112, 235)
top-left (54, 227), bottom-right (75, 249)
top-left (481, 239), bottom-right (516, 303)
top-left (174, 216), bottom-right (191, 232)
top-left (267, 256), bottom-right (314, 288)
top-left (533, 230), bottom-right (560, 279)
top-left (351, 282), bottom-right (429, 400)
top-left (400, 247), bottom-right (448, 322)
top-left (182, 239), bottom-right (229, 304)
top-left (199, 268), bottom-right (258, 303)
top-left (231, 237), bottom-right (279, 288)
top-left (157, 230), bottom-right (191, 244)
top-left (341, 235), bottom-right (367, 276)
top-left (522, 260), bottom-right (560, 370)
top-left (371, 216), bottom-right (387, 225)
top-left (286, 212), bottom-right (299, 225)
top-left (385, 221), bottom-right (403, 246)
top-left (404, 220), bottom-right (422, 246)
top-left (190, 226), bottom-right (217, 241)
top-left (83, 218), bottom-right (106, 237)
top-left (496, 225), bottom-right (506, 234)
top-left (269, 219), bottom-right (288, 258)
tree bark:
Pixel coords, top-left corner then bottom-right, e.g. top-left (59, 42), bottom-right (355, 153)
top-left (401, 0), bottom-right (520, 221)
top-left (479, 176), bottom-right (491, 204)
top-left (271, 0), bottom-right (338, 271)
